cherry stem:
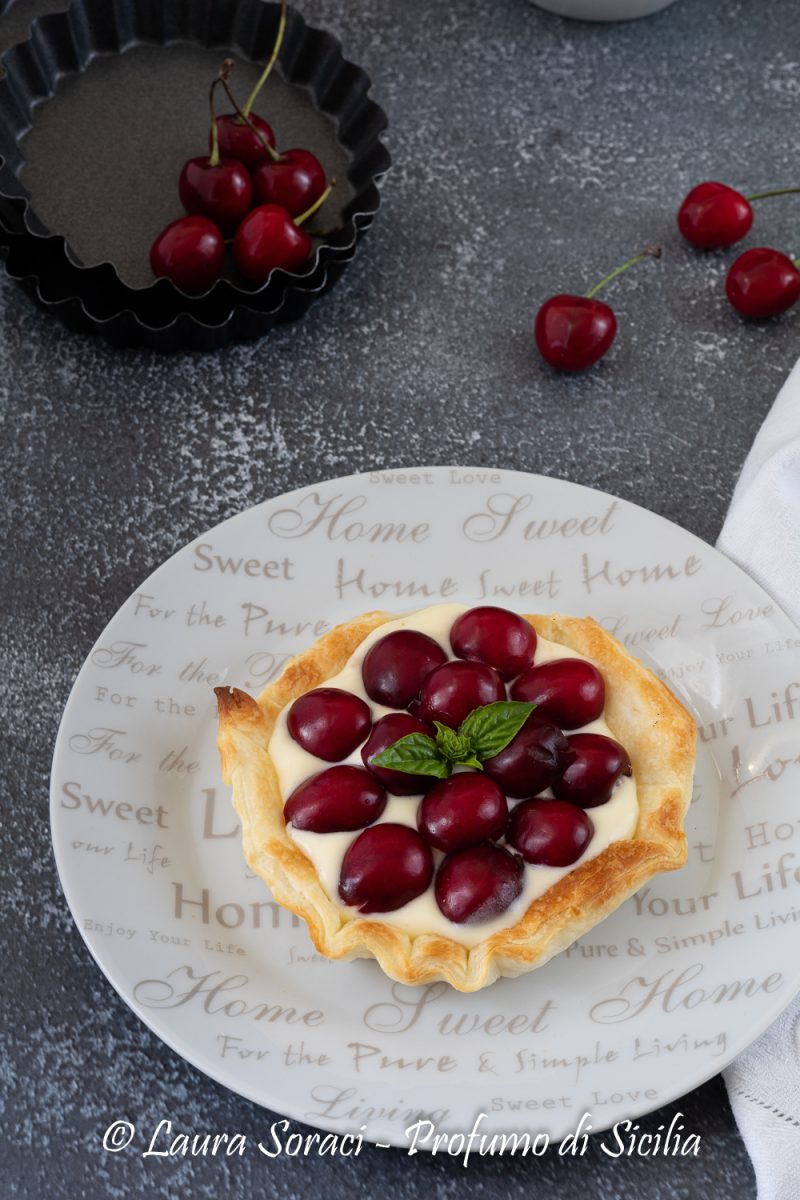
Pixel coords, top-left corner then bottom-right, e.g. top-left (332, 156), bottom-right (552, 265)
top-left (208, 72), bottom-right (224, 168)
top-left (585, 245), bottom-right (661, 300)
top-left (219, 61), bottom-right (282, 163)
top-left (243, 0), bottom-right (287, 118)
top-left (295, 179), bottom-right (336, 227)
top-left (746, 187), bottom-right (800, 202)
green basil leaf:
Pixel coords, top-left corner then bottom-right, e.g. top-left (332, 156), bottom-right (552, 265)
top-left (434, 722), bottom-right (486, 769)
top-left (454, 753), bottom-right (483, 770)
top-left (370, 733), bottom-right (451, 778)
top-left (458, 700), bottom-right (536, 762)
top-left (433, 722), bottom-right (468, 760)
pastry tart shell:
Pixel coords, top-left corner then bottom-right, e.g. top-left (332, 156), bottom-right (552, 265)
top-left (215, 612), bottom-right (696, 993)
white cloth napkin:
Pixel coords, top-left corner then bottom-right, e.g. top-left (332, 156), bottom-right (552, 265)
top-left (717, 359), bottom-right (800, 1200)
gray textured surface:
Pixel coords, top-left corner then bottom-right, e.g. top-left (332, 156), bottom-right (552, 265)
top-left (6, 0), bottom-right (800, 1194)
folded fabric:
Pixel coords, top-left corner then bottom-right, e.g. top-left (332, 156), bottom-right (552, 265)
top-left (717, 358), bottom-right (800, 1200)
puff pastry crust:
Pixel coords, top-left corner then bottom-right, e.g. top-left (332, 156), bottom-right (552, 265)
top-left (215, 611), bottom-right (696, 993)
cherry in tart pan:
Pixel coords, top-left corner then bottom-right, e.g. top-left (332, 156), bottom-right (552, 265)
top-left (283, 606), bottom-right (635, 925)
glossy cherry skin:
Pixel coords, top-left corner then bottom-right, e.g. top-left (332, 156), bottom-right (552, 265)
top-left (511, 658), bottom-right (605, 729)
top-left (339, 824), bottom-right (434, 913)
top-left (149, 216), bottom-right (224, 293)
top-left (725, 248), bottom-right (800, 319)
top-left (214, 112), bottom-right (276, 169)
top-left (483, 716), bottom-right (571, 798)
top-left (507, 797), bottom-right (593, 867)
top-left (450, 606), bottom-right (536, 681)
top-left (435, 844), bottom-right (524, 924)
top-left (417, 660), bottom-right (506, 729)
top-left (534, 295), bottom-right (617, 372)
top-left (418, 773), bottom-right (508, 853)
top-left (287, 687), bottom-right (371, 761)
top-left (179, 156), bottom-right (253, 235)
top-left (253, 148), bottom-right (326, 218)
top-left (361, 713), bottom-right (439, 796)
top-left (233, 204), bottom-right (312, 282)
top-left (677, 182), bottom-right (753, 250)
top-left (284, 766), bottom-right (386, 833)
top-left (552, 733), bottom-right (632, 808)
top-left (361, 629), bottom-right (447, 708)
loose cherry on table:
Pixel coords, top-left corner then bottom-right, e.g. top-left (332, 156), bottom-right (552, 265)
top-left (232, 180), bottom-right (335, 282)
top-left (149, 215), bottom-right (224, 293)
top-left (535, 246), bottom-right (661, 372)
top-left (725, 247), bottom-right (800, 319)
top-left (362, 713), bottom-right (439, 795)
top-left (284, 765), bottom-right (386, 833)
top-left (511, 658), bottom-right (605, 729)
top-left (213, 2), bottom-right (286, 168)
top-left (507, 797), bottom-right (593, 867)
top-left (435, 843), bottom-right (524, 924)
top-left (677, 181), bottom-right (800, 250)
top-left (287, 686), bottom-right (371, 761)
top-left (339, 824), bottom-right (434, 913)
top-left (362, 629), bottom-right (447, 708)
top-left (552, 732), bottom-right (632, 808)
top-left (418, 773), bottom-right (509, 853)
top-left (179, 69), bottom-right (253, 234)
top-left (449, 606), bottom-right (536, 681)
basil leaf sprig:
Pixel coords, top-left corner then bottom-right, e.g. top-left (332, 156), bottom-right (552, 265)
top-left (371, 700), bottom-right (535, 779)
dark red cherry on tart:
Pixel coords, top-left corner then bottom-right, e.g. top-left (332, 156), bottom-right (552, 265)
top-left (483, 716), bottom-right (571, 798)
top-left (507, 798), bottom-right (593, 867)
top-left (435, 844), bottom-right (524, 924)
top-left (149, 216), bottom-right (224, 293)
top-left (418, 773), bottom-right (508, 853)
top-left (417, 660), bottom-right (506, 729)
top-left (511, 658), bottom-right (605, 729)
top-left (339, 824), bottom-right (434, 913)
top-left (287, 687), bottom-right (371, 761)
top-left (552, 733), bottom-right (632, 808)
top-left (253, 148), bottom-right (326, 218)
top-left (362, 630), bottom-right (447, 708)
top-left (362, 713), bottom-right (439, 795)
top-left (179, 156), bottom-right (253, 235)
top-left (450, 606), bottom-right (536, 681)
top-left (284, 766), bottom-right (386, 833)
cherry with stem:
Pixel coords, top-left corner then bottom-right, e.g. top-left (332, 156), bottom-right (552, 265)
top-left (178, 64), bottom-right (253, 234)
top-left (678, 181), bottom-right (800, 250)
top-left (535, 245), bottom-right (661, 372)
top-left (233, 177), bottom-right (337, 282)
top-left (219, 59), bottom-right (329, 219)
top-left (214, 2), bottom-right (287, 167)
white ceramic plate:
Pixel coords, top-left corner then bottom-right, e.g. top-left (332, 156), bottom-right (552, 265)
top-left (51, 467), bottom-right (800, 1148)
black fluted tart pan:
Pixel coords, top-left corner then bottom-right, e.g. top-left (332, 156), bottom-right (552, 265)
top-left (0, 0), bottom-right (390, 349)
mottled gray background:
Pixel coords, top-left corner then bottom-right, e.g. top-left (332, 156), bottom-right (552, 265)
top-left (6, 0), bottom-right (800, 1194)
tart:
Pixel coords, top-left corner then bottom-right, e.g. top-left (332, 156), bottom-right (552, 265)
top-left (215, 604), bottom-right (696, 992)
